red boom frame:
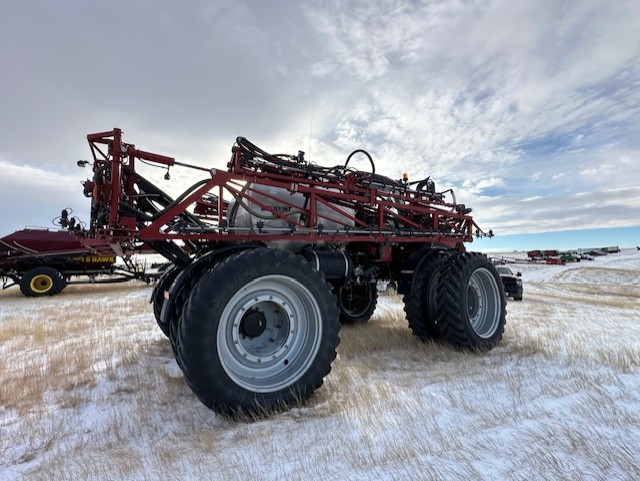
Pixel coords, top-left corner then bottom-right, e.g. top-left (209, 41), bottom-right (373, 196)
top-left (80, 128), bottom-right (488, 257)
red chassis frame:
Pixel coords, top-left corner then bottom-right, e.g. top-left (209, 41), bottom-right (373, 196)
top-left (80, 128), bottom-right (487, 257)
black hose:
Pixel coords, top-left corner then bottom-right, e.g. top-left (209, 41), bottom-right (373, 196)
top-left (344, 149), bottom-right (375, 177)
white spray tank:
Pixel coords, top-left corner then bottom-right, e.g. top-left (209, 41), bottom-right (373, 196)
top-left (230, 183), bottom-right (355, 251)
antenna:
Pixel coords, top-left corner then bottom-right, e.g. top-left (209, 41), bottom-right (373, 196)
top-left (309, 102), bottom-right (314, 161)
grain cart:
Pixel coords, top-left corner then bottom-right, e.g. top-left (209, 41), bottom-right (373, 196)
top-left (79, 128), bottom-right (505, 415)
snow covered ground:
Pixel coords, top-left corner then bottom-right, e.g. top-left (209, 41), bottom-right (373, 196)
top-left (1, 249), bottom-right (639, 480)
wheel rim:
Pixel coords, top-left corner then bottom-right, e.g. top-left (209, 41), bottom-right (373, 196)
top-left (466, 268), bottom-right (501, 338)
top-left (338, 284), bottom-right (372, 317)
top-left (30, 274), bottom-right (54, 294)
top-left (217, 275), bottom-right (323, 393)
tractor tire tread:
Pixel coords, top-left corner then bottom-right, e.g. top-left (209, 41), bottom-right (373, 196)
top-left (434, 252), bottom-right (506, 350)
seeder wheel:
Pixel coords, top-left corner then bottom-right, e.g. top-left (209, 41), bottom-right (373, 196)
top-left (19, 267), bottom-right (66, 297)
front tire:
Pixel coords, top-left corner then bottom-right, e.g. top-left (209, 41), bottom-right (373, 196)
top-left (177, 249), bottom-right (340, 415)
top-left (434, 252), bottom-right (506, 350)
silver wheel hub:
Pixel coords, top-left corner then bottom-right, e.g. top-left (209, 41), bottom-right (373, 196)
top-left (466, 268), bottom-right (501, 339)
top-left (217, 275), bottom-right (323, 393)
top-left (232, 293), bottom-right (296, 364)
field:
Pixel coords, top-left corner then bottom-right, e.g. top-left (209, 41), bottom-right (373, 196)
top-left (1, 249), bottom-right (639, 480)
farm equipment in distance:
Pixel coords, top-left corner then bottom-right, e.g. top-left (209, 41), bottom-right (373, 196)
top-left (0, 225), bottom-right (156, 297)
top-left (77, 127), bottom-right (506, 415)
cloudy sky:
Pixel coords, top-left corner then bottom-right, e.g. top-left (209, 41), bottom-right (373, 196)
top-left (1, 0), bottom-right (639, 248)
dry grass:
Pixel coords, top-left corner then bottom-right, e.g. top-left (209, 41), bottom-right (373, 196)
top-left (1, 266), bottom-right (640, 480)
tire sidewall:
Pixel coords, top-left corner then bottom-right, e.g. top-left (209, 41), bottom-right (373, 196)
top-left (467, 259), bottom-right (503, 344)
top-left (178, 249), bottom-right (339, 413)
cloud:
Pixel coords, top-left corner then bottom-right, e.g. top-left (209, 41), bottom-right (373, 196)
top-left (302, 0), bottom-right (640, 234)
top-left (0, 160), bottom-right (89, 233)
top-left (0, 0), bottom-right (639, 239)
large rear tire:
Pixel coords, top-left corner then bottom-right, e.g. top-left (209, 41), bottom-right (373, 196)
top-left (403, 252), bottom-right (450, 341)
top-left (177, 249), bottom-right (340, 415)
top-left (19, 267), bottom-right (66, 297)
top-left (336, 283), bottom-right (377, 324)
top-left (434, 252), bottom-right (506, 350)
